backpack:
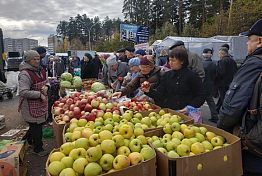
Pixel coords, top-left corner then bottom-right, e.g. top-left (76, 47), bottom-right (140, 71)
top-left (237, 73), bottom-right (262, 157)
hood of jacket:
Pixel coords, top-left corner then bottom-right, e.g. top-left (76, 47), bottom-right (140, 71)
top-left (19, 61), bottom-right (41, 72)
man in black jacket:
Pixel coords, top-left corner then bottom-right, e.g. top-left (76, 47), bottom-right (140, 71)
top-left (202, 48), bottom-right (219, 123)
top-left (215, 47), bottom-right (237, 112)
top-left (217, 19), bottom-right (262, 175)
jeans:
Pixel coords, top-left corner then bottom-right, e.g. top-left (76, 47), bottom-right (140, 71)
top-left (243, 150), bottom-right (262, 175)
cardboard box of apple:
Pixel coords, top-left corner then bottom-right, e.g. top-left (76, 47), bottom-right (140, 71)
top-left (46, 118), bottom-right (156, 176)
top-left (145, 124), bottom-right (243, 176)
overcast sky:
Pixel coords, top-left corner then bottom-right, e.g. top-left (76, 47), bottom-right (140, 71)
top-left (0, 0), bottom-right (124, 46)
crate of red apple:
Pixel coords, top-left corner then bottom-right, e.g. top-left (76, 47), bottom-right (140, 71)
top-left (116, 99), bottom-right (160, 112)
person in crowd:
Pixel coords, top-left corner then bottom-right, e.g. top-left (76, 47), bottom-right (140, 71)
top-left (116, 48), bottom-right (128, 63)
top-left (18, 50), bottom-right (49, 156)
top-left (221, 43), bottom-right (233, 58)
top-left (81, 53), bottom-right (95, 79)
top-left (93, 54), bottom-right (103, 79)
top-left (54, 56), bottom-right (66, 77)
top-left (125, 47), bottom-right (136, 60)
top-left (101, 54), bottom-right (110, 85)
top-left (112, 56), bottom-right (163, 102)
top-left (217, 19), bottom-right (262, 175)
top-left (141, 48), bottom-right (205, 113)
top-left (68, 56), bottom-right (81, 76)
top-left (106, 55), bottom-right (129, 91)
top-left (35, 47), bottom-right (47, 69)
top-left (122, 57), bottom-right (141, 88)
top-left (157, 49), bottom-right (169, 66)
top-left (169, 41), bottom-right (205, 80)
top-left (202, 48), bottom-right (219, 123)
top-left (135, 49), bottom-right (146, 60)
top-left (215, 47), bottom-right (237, 113)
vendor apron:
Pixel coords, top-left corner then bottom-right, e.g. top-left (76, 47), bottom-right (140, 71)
top-left (19, 69), bottom-right (48, 118)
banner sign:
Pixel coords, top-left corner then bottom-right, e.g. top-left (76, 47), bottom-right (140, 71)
top-left (120, 24), bottom-right (149, 44)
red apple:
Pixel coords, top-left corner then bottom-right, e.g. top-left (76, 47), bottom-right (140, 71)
top-left (62, 104), bottom-right (69, 111)
top-left (53, 107), bottom-right (63, 116)
top-left (66, 98), bottom-right (74, 105)
top-left (53, 101), bottom-right (60, 107)
top-left (113, 110), bottom-right (120, 115)
top-left (73, 107), bottom-right (81, 118)
top-left (68, 111), bottom-right (74, 118)
top-left (62, 115), bottom-right (70, 122)
top-left (58, 103), bottom-right (65, 108)
top-left (60, 99), bottom-right (66, 104)
top-left (87, 112), bottom-right (96, 121)
top-left (96, 110), bottom-right (104, 118)
top-left (102, 98), bottom-right (108, 104)
top-left (84, 104), bottom-right (93, 112)
top-left (79, 94), bottom-right (85, 99)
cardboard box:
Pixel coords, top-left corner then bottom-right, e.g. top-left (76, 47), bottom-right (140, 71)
top-left (143, 108), bottom-right (194, 133)
top-left (52, 115), bottom-right (67, 147)
top-left (0, 141), bottom-right (27, 176)
top-left (146, 124), bottom-right (243, 176)
top-left (46, 149), bottom-right (156, 176)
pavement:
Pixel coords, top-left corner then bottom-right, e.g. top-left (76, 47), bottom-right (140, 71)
top-left (0, 71), bottom-right (217, 175)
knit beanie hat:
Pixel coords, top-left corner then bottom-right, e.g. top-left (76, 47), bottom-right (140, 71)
top-left (128, 57), bottom-right (140, 66)
top-left (106, 55), bottom-right (118, 66)
top-left (23, 50), bottom-right (40, 62)
top-left (135, 49), bottom-right (146, 56)
top-left (140, 56), bottom-right (154, 67)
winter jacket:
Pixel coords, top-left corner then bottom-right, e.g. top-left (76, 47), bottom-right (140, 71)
top-left (157, 56), bottom-right (168, 66)
top-left (107, 62), bottom-right (129, 86)
top-left (215, 55), bottom-right (237, 88)
top-left (218, 47), bottom-right (262, 132)
top-left (54, 59), bottom-right (65, 77)
top-left (81, 60), bottom-right (95, 79)
top-left (188, 51), bottom-right (205, 80)
top-left (146, 67), bottom-right (205, 110)
top-left (202, 58), bottom-right (217, 95)
top-left (93, 57), bottom-right (103, 79)
top-left (18, 62), bottom-right (49, 124)
top-left (121, 67), bottom-right (163, 97)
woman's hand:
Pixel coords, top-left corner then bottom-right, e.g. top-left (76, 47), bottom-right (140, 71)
top-left (179, 107), bottom-right (188, 114)
top-left (41, 86), bottom-right (49, 96)
top-left (111, 92), bottom-right (122, 99)
top-left (141, 81), bottom-right (151, 93)
top-left (40, 94), bottom-right (47, 102)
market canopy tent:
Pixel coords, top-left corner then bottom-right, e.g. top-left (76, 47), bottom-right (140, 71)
top-left (153, 36), bottom-right (246, 61)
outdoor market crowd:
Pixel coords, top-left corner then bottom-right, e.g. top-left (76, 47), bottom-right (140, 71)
top-left (2, 19), bottom-right (261, 175)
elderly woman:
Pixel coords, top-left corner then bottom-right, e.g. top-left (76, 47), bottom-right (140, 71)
top-left (112, 55), bottom-right (163, 100)
top-left (18, 50), bottom-right (49, 156)
top-left (141, 48), bottom-right (205, 113)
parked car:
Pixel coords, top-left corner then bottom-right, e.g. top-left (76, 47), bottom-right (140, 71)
top-left (6, 52), bottom-right (23, 71)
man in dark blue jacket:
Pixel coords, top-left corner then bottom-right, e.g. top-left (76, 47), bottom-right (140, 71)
top-left (217, 19), bottom-right (262, 175)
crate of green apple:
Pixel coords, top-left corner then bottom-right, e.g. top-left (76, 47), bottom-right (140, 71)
top-left (145, 123), bottom-right (243, 176)
top-left (46, 118), bottom-right (157, 176)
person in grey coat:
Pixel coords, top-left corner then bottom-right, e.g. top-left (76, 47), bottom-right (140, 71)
top-left (169, 41), bottom-right (205, 80)
top-left (18, 50), bottom-right (49, 156)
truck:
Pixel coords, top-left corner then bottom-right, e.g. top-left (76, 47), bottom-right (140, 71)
top-left (6, 52), bottom-right (23, 71)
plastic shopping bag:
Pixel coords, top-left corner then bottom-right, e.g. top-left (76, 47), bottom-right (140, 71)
top-left (187, 105), bottom-right (202, 123)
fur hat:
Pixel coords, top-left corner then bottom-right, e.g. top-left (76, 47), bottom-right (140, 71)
top-left (23, 50), bottom-right (40, 62)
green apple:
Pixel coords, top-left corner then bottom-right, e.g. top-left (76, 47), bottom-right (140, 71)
top-left (99, 130), bottom-right (113, 141)
top-left (172, 131), bottom-right (184, 140)
top-left (112, 134), bottom-right (125, 148)
top-left (217, 136), bottom-right (226, 143)
top-left (161, 138), bottom-right (170, 148)
top-left (199, 127), bottom-right (208, 135)
top-left (77, 119), bottom-right (87, 127)
top-left (181, 138), bottom-right (193, 148)
top-left (134, 127), bottom-right (144, 137)
top-left (81, 128), bottom-right (93, 139)
top-left (69, 148), bottom-right (87, 160)
top-left (137, 135), bottom-right (147, 145)
top-left (191, 126), bottom-right (201, 133)
top-left (89, 134), bottom-right (100, 147)
top-left (84, 162), bottom-right (102, 176)
top-left (152, 140), bottom-right (163, 148)
top-left (163, 134), bottom-right (172, 140)
top-left (117, 146), bottom-right (131, 156)
top-left (158, 110), bottom-right (165, 116)
top-left (61, 156), bottom-right (74, 168)
top-left (85, 121), bottom-right (95, 129)
top-left (59, 168), bottom-right (76, 176)
top-left (141, 124), bottom-right (149, 130)
top-left (151, 136), bottom-right (159, 142)
top-left (99, 154), bottom-right (114, 171)
top-left (95, 117), bottom-right (104, 123)
top-left (73, 158), bottom-right (87, 175)
top-left (211, 136), bottom-right (224, 147)
top-left (104, 118), bottom-right (114, 126)
top-left (183, 127), bottom-right (196, 138)
top-left (129, 138), bottom-right (142, 152)
top-left (130, 118), bottom-right (141, 124)
top-left (103, 124), bottom-right (114, 132)
top-left (201, 140), bottom-right (213, 150)
top-left (48, 161), bottom-right (65, 176)
top-left (180, 124), bottom-right (188, 133)
top-left (150, 116), bottom-right (158, 126)
top-left (112, 114), bottom-right (121, 123)
top-left (60, 142), bottom-right (75, 155)
top-left (119, 124), bottom-right (134, 139)
top-left (140, 146), bottom-right (155, 160)
top-left (167, 150), bottom-right (180, 158)
top-left (94, 126), bottom-right (103, 133)
top-left (103, 112), bottom-right (113, 120)
top-left (113, 155), bottom-right (130, 170)
top-left (72, 131), bottom-right (82, 141)
top-left (128, 152), bottom-right (144, 165)
top-left (86, 146), bottom-right (103, 162)
top-left (166, 139), bottom-right (181, 151)
top-left (49, 152), bottom-right (66, 162)
top-left (191, 142), bottom-right (205, 155)
top-left (190, 137), bottom-right (199, 144)
top-left (122, 112), bottom-right (133, 121)
top-left (64, 132), bottom-right (73, 142)
top-left (141, 117), bottom-right (151, 127)
top-left (101, 139), bottom-right (116, 154)
top-left (94, 121), bottom-right (103, 127)
top-left (157, 147), bottom-right (167, 154)
top-left (124, 139), bottom-right (130, 147)
top-left (75, 138), bottom-right (89, 150)
top-left (134, 112), bottom-right (143, 120)
top-left (176, 144), bottom-right (190, 157)
top-left (69, 123), bottom-right (78, 132)
top-left (120, 119), bottom-right (128, 124)
top-left (171, 122), bottom-right (181, 132)
top-left (206, 131), bottom-right (216, 142)
top-left (169, 115), bottom-right (180, 124)
top-left (163, 123), bottom-right (173, 134)
top-left (195, 133), bottom-right (205, 142)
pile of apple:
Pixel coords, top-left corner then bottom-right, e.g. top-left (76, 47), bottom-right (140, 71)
top-left (52, 91), bottom-right (119, 124)
top-left (117, 100), bottom-right (159, 112)
top-left (148, 123), bottom-right (230, 158)
top-left (47, 118), bottom-right (156, 176)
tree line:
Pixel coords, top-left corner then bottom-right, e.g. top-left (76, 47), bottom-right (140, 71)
top-left (56, 0), bottom-right (262, 52)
